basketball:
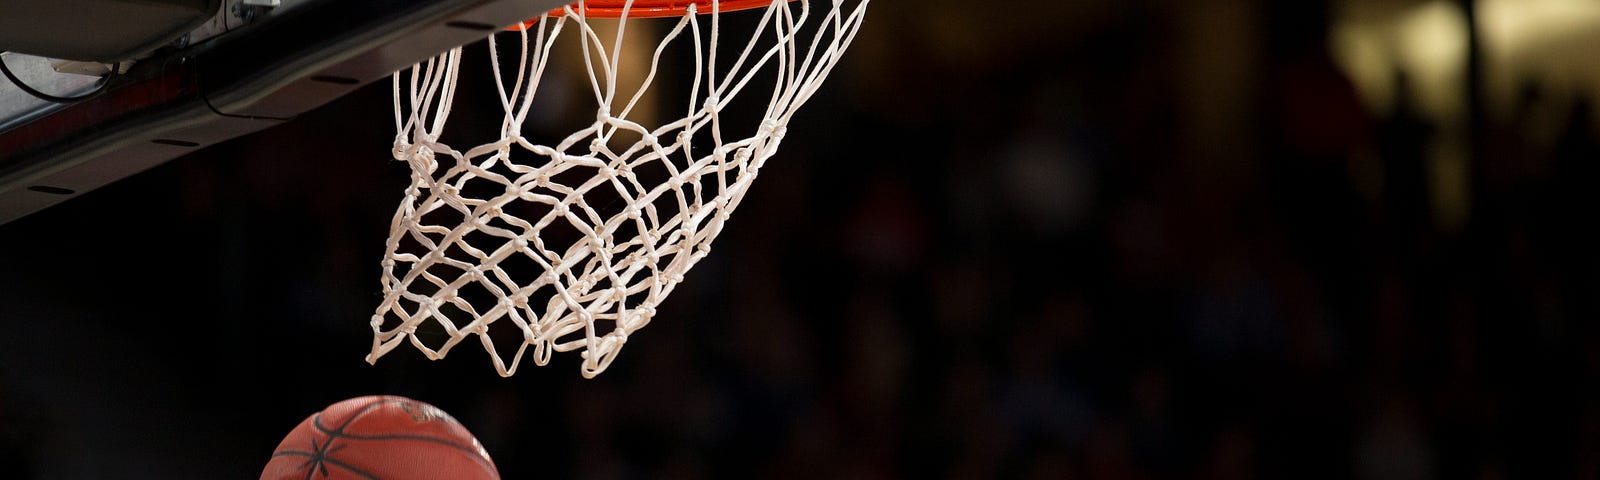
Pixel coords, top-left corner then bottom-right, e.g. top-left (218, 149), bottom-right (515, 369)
top-left (261, 396), bottom-right (499, 480)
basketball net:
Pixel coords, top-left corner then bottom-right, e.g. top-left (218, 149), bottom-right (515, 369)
top-left (369, 0), bottom-right (869, 377)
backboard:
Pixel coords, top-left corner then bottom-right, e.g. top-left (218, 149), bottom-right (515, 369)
top-left (0, 0), bottom-right (570, 224)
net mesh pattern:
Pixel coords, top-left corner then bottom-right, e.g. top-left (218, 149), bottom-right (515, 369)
top-left (370, 0), bottom-right (869, 377)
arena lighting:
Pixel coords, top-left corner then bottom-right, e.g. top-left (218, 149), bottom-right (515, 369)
top-left (1334, 0), bottom-right (1600, 118)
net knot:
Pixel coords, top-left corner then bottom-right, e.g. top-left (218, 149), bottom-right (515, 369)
top-left (398, 144), bottom-right (437, 175)
top-left (759, 119), bottom-right (782, 135)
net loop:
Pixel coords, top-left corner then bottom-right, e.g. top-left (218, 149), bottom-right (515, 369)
top-left (371, 0), bottom-right (869, 377)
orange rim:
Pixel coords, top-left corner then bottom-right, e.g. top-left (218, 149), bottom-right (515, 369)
top-left (510, 0), bottom-right (786, 30)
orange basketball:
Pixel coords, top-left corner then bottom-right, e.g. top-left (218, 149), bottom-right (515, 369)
top-left (261, 396), bottom-right (499, 480)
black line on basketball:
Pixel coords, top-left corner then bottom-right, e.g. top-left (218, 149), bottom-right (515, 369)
top-left (318, 457), bottom-right (384, 480)
top-left (332, 433), bottom-right (495, 468)
top-left (293, 397), bottom-right (496, 472)
top-left (312, 397), bottom-right (396, 436)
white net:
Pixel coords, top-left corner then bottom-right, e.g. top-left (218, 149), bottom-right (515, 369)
top-left (369, 0), bottom-right (869, 377)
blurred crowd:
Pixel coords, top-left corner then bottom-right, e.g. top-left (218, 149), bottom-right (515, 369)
top-left (3, 0), bottom-right (1598, 478)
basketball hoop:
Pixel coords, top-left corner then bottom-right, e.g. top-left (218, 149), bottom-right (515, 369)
top-left (369, 0), bottom-right (869, 377)
top-left (521, 0), bottom-right (788, 23)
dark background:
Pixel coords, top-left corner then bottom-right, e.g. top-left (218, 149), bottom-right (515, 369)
top-left (3, 0), bottom-right (1598, 478)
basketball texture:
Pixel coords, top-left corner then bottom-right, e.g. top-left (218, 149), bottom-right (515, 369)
top-left (261, 396), bottom-right (499, 480)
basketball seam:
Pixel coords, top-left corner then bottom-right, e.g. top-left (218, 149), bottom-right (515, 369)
top-left (310, 423), bottom-right (495, 468)
top-left (272, 448), bottom-right (383, 480)
top-left (301, 397), bottom-right (496, 471)
top-left (316, 455), bottom-right (383, 480)
top-left (314, 396), bottom-right (397, 432)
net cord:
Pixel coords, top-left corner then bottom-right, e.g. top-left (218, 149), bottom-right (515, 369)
top-left (371, 0), bottom-right (868, 377)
